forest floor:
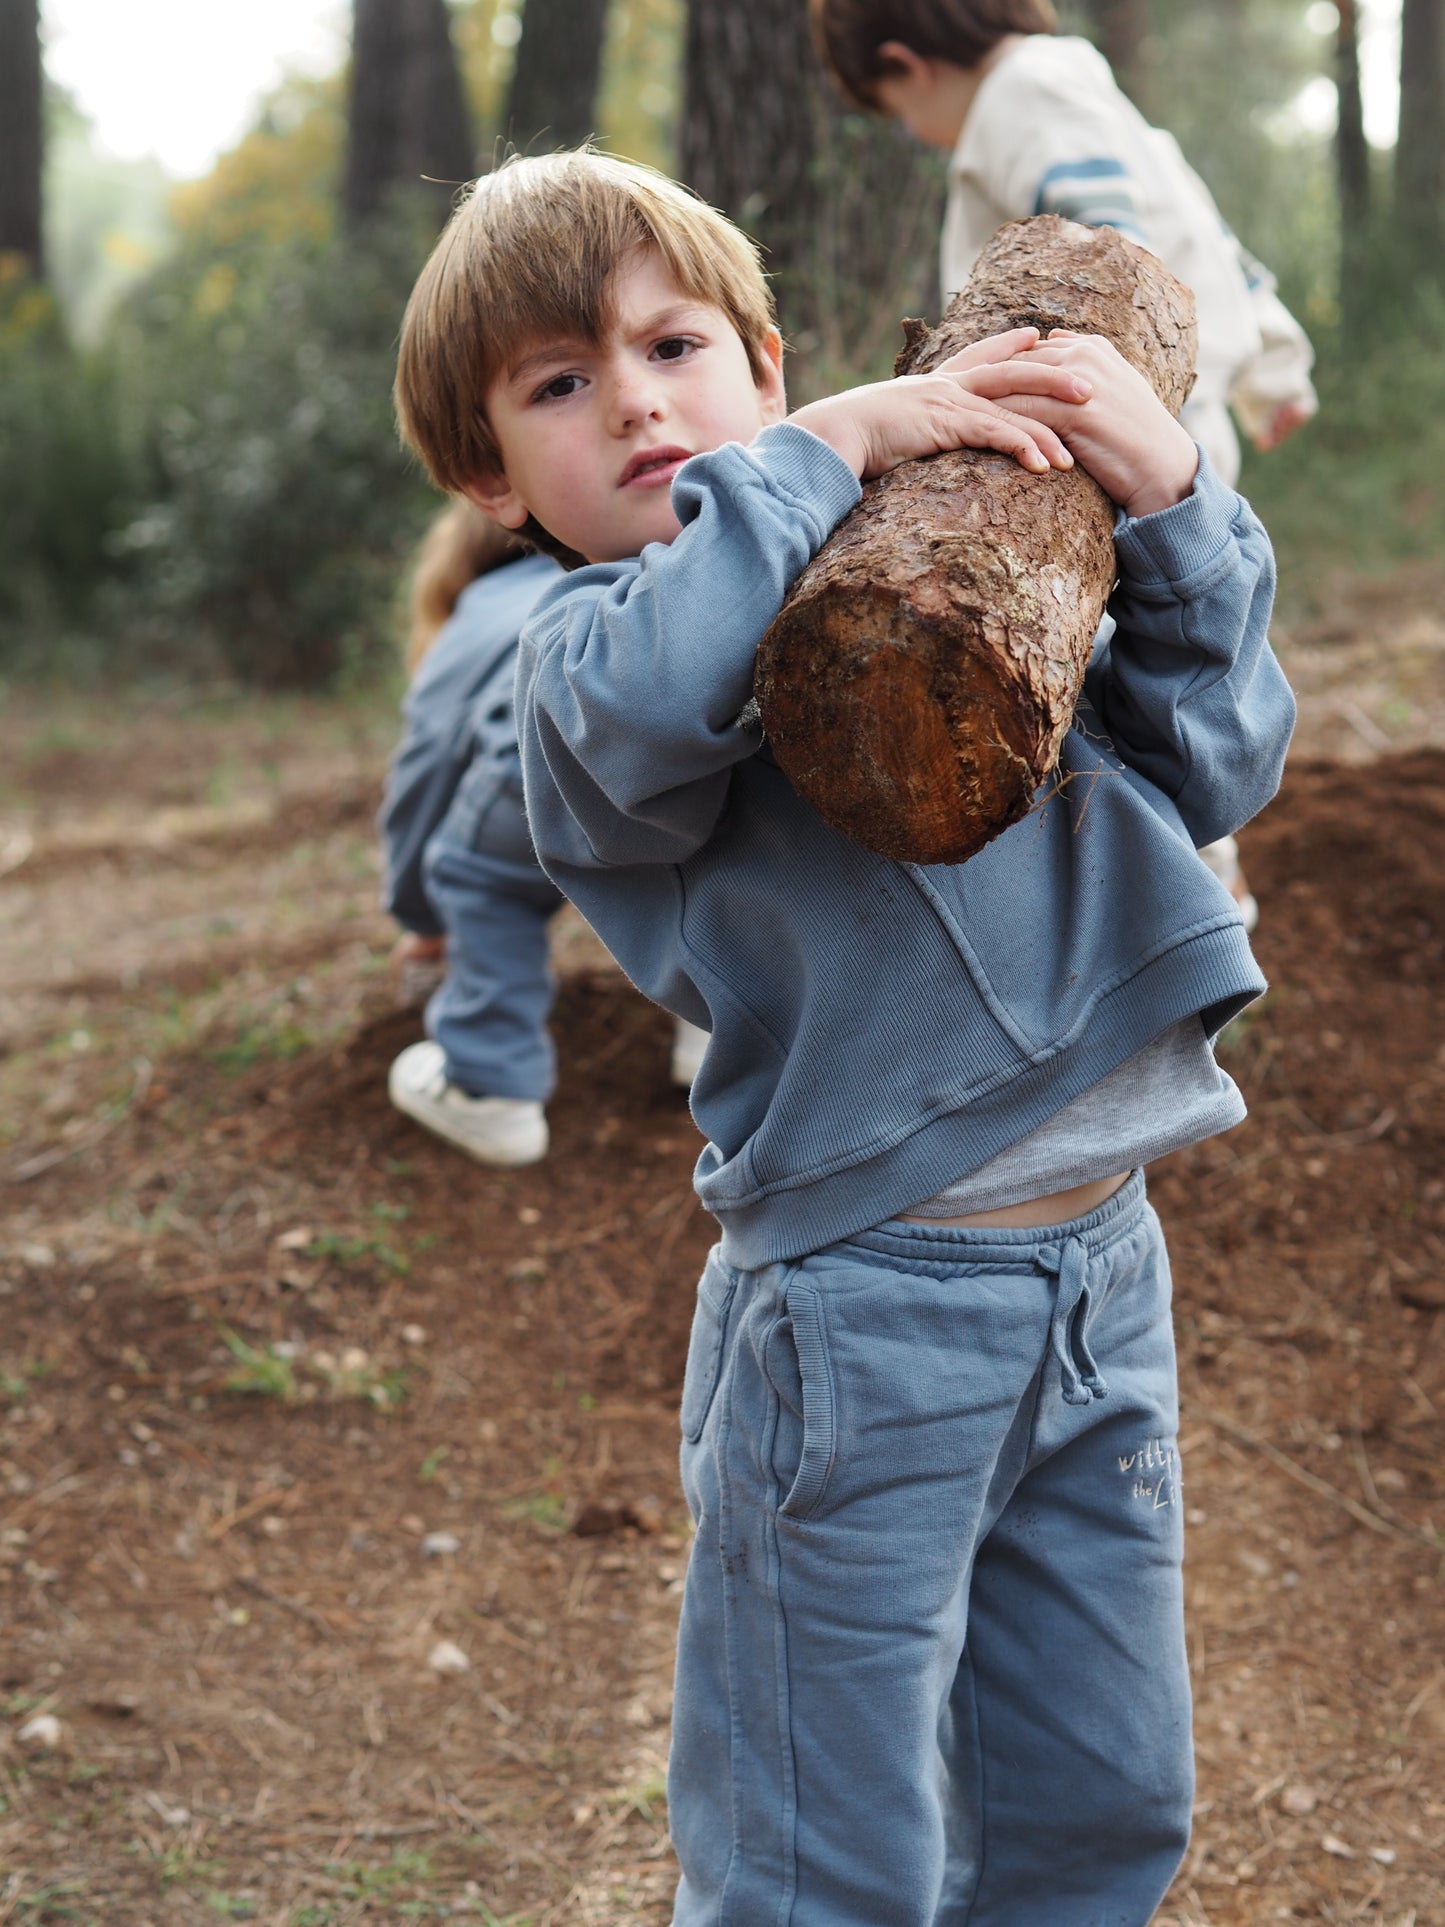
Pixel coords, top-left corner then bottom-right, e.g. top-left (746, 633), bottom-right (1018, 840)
top-left (1, 572), bottom-right (1444, 1925)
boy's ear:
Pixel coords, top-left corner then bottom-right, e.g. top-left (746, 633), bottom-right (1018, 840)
top-left (460, 471), bottom-right (531, 532)
top-left (877, 40), bottom-right (935, 85)
top-left (758, 325), bottom-right (787, 425)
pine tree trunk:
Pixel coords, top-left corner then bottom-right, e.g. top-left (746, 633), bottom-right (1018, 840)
top-left (679, 0), bottom-right (820, 299)
top-left (0, 0), bottom-right (43, 276)
top-left (504, 0), bottom-right (610, 152)
top-left (754, 217), bottom-right (1197, 866)
top-left (1396, 0), bottom-right (1445, 257)
top-left (1083, 0), bottom-right (1151, 106)
top-left (1335, 0), bottom-right (1372, 334)
top-left (343, 0), bottom-right (474, 230)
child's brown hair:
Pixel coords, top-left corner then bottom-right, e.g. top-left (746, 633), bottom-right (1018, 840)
top-left (405, 501), bottom-right (525, 674)
top-left (395, 149), bottom-right (778, 499)
top-left (809, 0), bottom-right (1057, 110)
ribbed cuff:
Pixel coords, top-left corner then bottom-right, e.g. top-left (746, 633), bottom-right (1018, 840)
top-left (1114, 446), bottom-right (1243, 590)
top-left (747, 420), bottom-right (864, 528)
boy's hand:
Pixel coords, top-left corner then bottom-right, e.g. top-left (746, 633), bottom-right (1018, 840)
top-left (1251, 397), bottom-right (1313, 452)
top-left (791, 326), bottom-right (1091, 483)
top-left (982, 331), bottom-right (1200, 519)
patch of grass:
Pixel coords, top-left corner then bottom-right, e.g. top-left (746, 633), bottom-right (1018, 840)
top-left (11, 1882), bottom-right (92, 1923)
top-left (505, 1493), bottom-right (570, 1534)
top-left (0, 1356), bottom-right (52, 1405)
top-left (211, 1016), bottom-right (319, 1075)
top-left (206, 1893), bottom-right (260, 1920)
top-left (303, 1229), bottom-right (410, 1277)
top-left (218, 1328), bottom-right (298, 1400)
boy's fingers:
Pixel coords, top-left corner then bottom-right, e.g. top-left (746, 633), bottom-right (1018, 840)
top-left (934, 326), bottom-right (1040, 373)
top-left (949, 400), bottom-right (1073, 470)
top-left (954, 363), bottom-right (1092, 403)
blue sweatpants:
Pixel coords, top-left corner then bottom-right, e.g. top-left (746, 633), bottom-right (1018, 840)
top-left (420, 760), bottom-right (564, 1103)
top-left (670, 1172), bottom-right (1192, 1925)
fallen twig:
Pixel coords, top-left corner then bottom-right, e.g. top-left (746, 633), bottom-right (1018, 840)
top-left (1208, 1413), bottom-right (1440, 1549)
top-left (7, 1058), bottom-right (153, 1183)
top-left (234, 1573), bottom-right (336, 1639)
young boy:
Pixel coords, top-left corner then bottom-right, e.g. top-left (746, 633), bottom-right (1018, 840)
top-left (395, 150), bottom-right (1293, 1924)
top-left (809, 0), bottom-right (1318, 489)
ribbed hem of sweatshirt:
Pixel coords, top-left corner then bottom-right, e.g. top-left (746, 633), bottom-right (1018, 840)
top-left (709, 915), bottom-right (1262, 1271)
top-left (1113, 449), bottom-right (1246, 589)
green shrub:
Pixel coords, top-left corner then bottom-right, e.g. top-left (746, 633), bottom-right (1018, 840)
top-left (1240, 291), bottom-right (1445, 609)
top-left (108, 209), bottom-right (438, 687)
top-left (0, 275), bottom-right (143, 651)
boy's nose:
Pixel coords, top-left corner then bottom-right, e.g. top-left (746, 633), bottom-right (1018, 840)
top-left (606, 364), bottom-right (665, 433)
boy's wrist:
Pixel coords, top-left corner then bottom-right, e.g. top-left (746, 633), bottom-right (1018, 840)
top-left (1113, 447), bottom-right (1243, 586)
top-left (1117, 432), bottom-right (1200, 521)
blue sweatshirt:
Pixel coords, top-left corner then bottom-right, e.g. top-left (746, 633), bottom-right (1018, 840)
top-left (379, 553), bottom-right (561, 935)
top-left (516, 423), bottom-right (1293, 1267)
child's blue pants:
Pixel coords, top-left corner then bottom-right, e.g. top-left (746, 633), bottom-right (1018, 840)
top-left (670, 1173), bottom-right (1192, 1925)
top-left (420, 764), bottom-right (564, 1102)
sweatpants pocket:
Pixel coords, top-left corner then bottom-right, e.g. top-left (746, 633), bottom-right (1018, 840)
top-left (680, 1254), bottom-right (735, 1445)
top-left (768, 1280), bottom-right (837, 1522)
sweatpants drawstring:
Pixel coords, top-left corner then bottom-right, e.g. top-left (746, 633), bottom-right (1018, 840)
top-left (1038, 1236), bottom-right (1108, 1406)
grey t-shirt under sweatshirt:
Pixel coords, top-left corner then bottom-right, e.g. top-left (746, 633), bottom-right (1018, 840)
top-left (904, 1017), bottom-right (1243, 1217)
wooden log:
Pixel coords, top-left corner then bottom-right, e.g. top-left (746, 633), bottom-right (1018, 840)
top-left (754, 215), bottom-right (1198, 864)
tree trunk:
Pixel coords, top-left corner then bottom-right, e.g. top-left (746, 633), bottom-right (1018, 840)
top-left (0, 0), bottom-right (43, 276)
top-left (343, 0), bottom-right (474, 230)
top-left (1082, 0), bottom-right (1152, 106)
top-left (754, 217), bottom-right (1197, 866)
top-left (1335, 0), bottom-right (1372, 331)
top-left (1396, 0), bottom-right (1445, 257)
top-left (679, 0), bottom-right (820, 306)
top-left (504, 0), bottom-right (611, 151)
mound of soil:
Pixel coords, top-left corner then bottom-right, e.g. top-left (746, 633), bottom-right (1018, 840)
top-left (1, 750), bottom-right (1441, 1924)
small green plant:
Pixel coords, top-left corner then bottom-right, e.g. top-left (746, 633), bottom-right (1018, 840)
top-left (303, 1229), bottom-right (409, 1276)
top-left (0, 1357), bottom-right (51, 1405)
top-left (12, 1881), bottom-right (91, 1923)
top-left (505, 1493), bottom-right (570, 1533)
top-left (218, 1329), bottom-right (298, 1400)
top-left (211, 1016), bottom-right (318, 1074)
top-left (206, 1893), bottom-right (259, 1920)
top-left (417, 1445), bottom-right (450, 1482)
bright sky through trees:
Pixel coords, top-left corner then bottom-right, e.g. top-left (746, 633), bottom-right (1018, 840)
top-left (43, 0), bottom-right (349, 177)
top-left (43, 0), bottom-right (1402, 182)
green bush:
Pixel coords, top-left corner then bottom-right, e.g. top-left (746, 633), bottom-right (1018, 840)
top-left (108, 209), bottom-right (438, 687)
top-left (1240, 290), bottom-right (1445, 609)
top-left (0, 278), bottom-right (143, 651)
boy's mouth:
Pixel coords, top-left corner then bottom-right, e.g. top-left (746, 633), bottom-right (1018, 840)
top-left (619, 445), bottom-right (691, 488)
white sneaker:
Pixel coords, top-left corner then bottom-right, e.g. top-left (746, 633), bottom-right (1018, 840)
top-left (387, 1041), bottom-right (549, 1166)
top-left (670, 1018), bottom-right (709, 1088)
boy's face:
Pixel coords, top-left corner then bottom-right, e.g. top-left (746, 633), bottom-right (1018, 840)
top-left (467, 247), bottom-right (786, 564)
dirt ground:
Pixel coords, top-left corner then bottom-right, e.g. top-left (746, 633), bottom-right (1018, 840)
top-left (1, 586), bottom-right (1443, 1925)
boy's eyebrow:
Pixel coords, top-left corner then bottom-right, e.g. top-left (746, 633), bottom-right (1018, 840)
top-left (504, 303), bottom-right (719, 387)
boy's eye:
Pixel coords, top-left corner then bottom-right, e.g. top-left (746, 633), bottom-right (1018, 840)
top-left (535, 372), bottom-right (583, 402)
top-left (652, 336), bottom-right (696, 363)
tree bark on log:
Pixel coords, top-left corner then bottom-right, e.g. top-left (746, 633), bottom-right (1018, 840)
top-left (754, 215), bottom-right (1197, 865)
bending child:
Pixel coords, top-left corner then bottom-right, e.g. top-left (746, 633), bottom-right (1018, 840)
top-left (379, 501), bottom-right (706, 1166)
top-left (395, 150), bottom-right (1293, 1923)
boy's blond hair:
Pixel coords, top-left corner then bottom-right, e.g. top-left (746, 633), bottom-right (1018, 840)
top-left (810, 0), bottom-right (1057, 110)
top-left (395, 150), bottom-right (778, 497)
